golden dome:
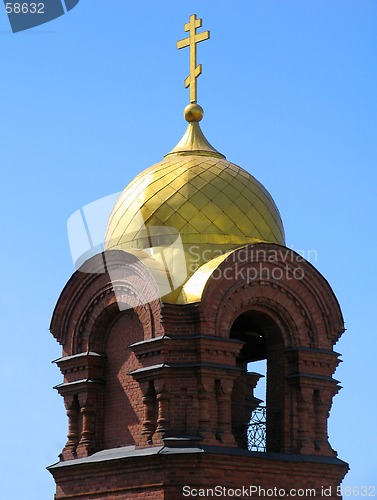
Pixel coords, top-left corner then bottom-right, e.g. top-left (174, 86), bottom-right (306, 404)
top-left (106, 151), bottom-right (284, 250)
top-left (105, 111), bottom-right (285, 303)
top-left (105, 14), bottom-right (285, 303)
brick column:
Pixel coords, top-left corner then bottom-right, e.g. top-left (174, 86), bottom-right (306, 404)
top-left (155, 382), bottom-right (170, 439)
top-left (314, 388), bottom-right (337, 456)
top-left (61, 395), bottom-right (80, 460)
top-left (140, 381), bottom-right (156, 444)
top-left (76, 392), bottom-right (96, 458)
top-left (216, 379), bottom-right (237, 446)
top-left (296, 386), bottom-right (314, 454)
top-left (198, 378), bottom-right (214, 443)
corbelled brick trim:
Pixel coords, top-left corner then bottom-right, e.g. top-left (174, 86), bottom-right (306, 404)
top-left (49, 243), bottom-right (348, 498)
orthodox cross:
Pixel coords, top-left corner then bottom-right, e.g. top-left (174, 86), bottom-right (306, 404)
top-left (177, 14), bottom-right (210, 103)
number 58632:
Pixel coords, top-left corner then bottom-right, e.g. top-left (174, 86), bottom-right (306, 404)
top-left (5, 3), bottom-right (45, 14)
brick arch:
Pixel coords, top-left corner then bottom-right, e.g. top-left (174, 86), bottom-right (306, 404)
top-left (50, 250), bottom-right (163, 356)
top-left (80, 286), bottom-right (160, 354)
top-left (200, 243), bottom-right (344, 349)
top-left (229, 304), bottom-right (286, 452)
top-left (225, 297), bottom-right (299, 349)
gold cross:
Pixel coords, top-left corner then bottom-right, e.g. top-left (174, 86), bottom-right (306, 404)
top-left (177, 14), bottom-right (210, 103)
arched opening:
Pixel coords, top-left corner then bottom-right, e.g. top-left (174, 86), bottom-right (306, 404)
top-left (230, 310), bottom-right (284, 452)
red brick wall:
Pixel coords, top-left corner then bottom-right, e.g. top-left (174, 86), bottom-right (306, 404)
top-left (50, 451), bottom-right (348, 500)
top-left (50, 245), bottom-right (347, 498)
top-left (103, 310), bottom-right (144, 449)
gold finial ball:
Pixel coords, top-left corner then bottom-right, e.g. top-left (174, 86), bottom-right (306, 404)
top-left (184, 103), bottom-right (204, 122)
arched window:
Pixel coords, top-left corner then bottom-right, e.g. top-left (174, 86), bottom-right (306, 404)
top-left (230, 311), bottom-right (284, 452)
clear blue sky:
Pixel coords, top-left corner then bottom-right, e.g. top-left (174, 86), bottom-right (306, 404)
top-left (0, 1), bottom-right (376, 498)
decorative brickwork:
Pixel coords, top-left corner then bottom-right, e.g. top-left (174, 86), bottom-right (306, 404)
top-left (49, 244), bottom-right (348, 498)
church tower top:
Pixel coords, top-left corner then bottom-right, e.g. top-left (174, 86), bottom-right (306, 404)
top-left (49, 14), bottom-right (348, 498)
top-left (104, 14), bottom-right (285, 303)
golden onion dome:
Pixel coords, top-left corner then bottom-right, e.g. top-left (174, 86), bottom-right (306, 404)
top-left (105, 103), bottom-right (285, 302)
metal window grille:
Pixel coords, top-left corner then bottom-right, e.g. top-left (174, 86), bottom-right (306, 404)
top-left (247, 406), bottom-right (267, 452)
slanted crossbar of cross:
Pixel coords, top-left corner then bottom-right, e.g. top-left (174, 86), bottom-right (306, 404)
top-left (177, 14), bottom-right (210, 103)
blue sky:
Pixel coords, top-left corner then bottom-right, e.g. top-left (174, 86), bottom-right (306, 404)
top-left (0, 1), bottom-right (376, 498)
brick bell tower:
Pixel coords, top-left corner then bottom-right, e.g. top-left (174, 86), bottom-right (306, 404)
top-left (48, 14), bottom-right (348, 500)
